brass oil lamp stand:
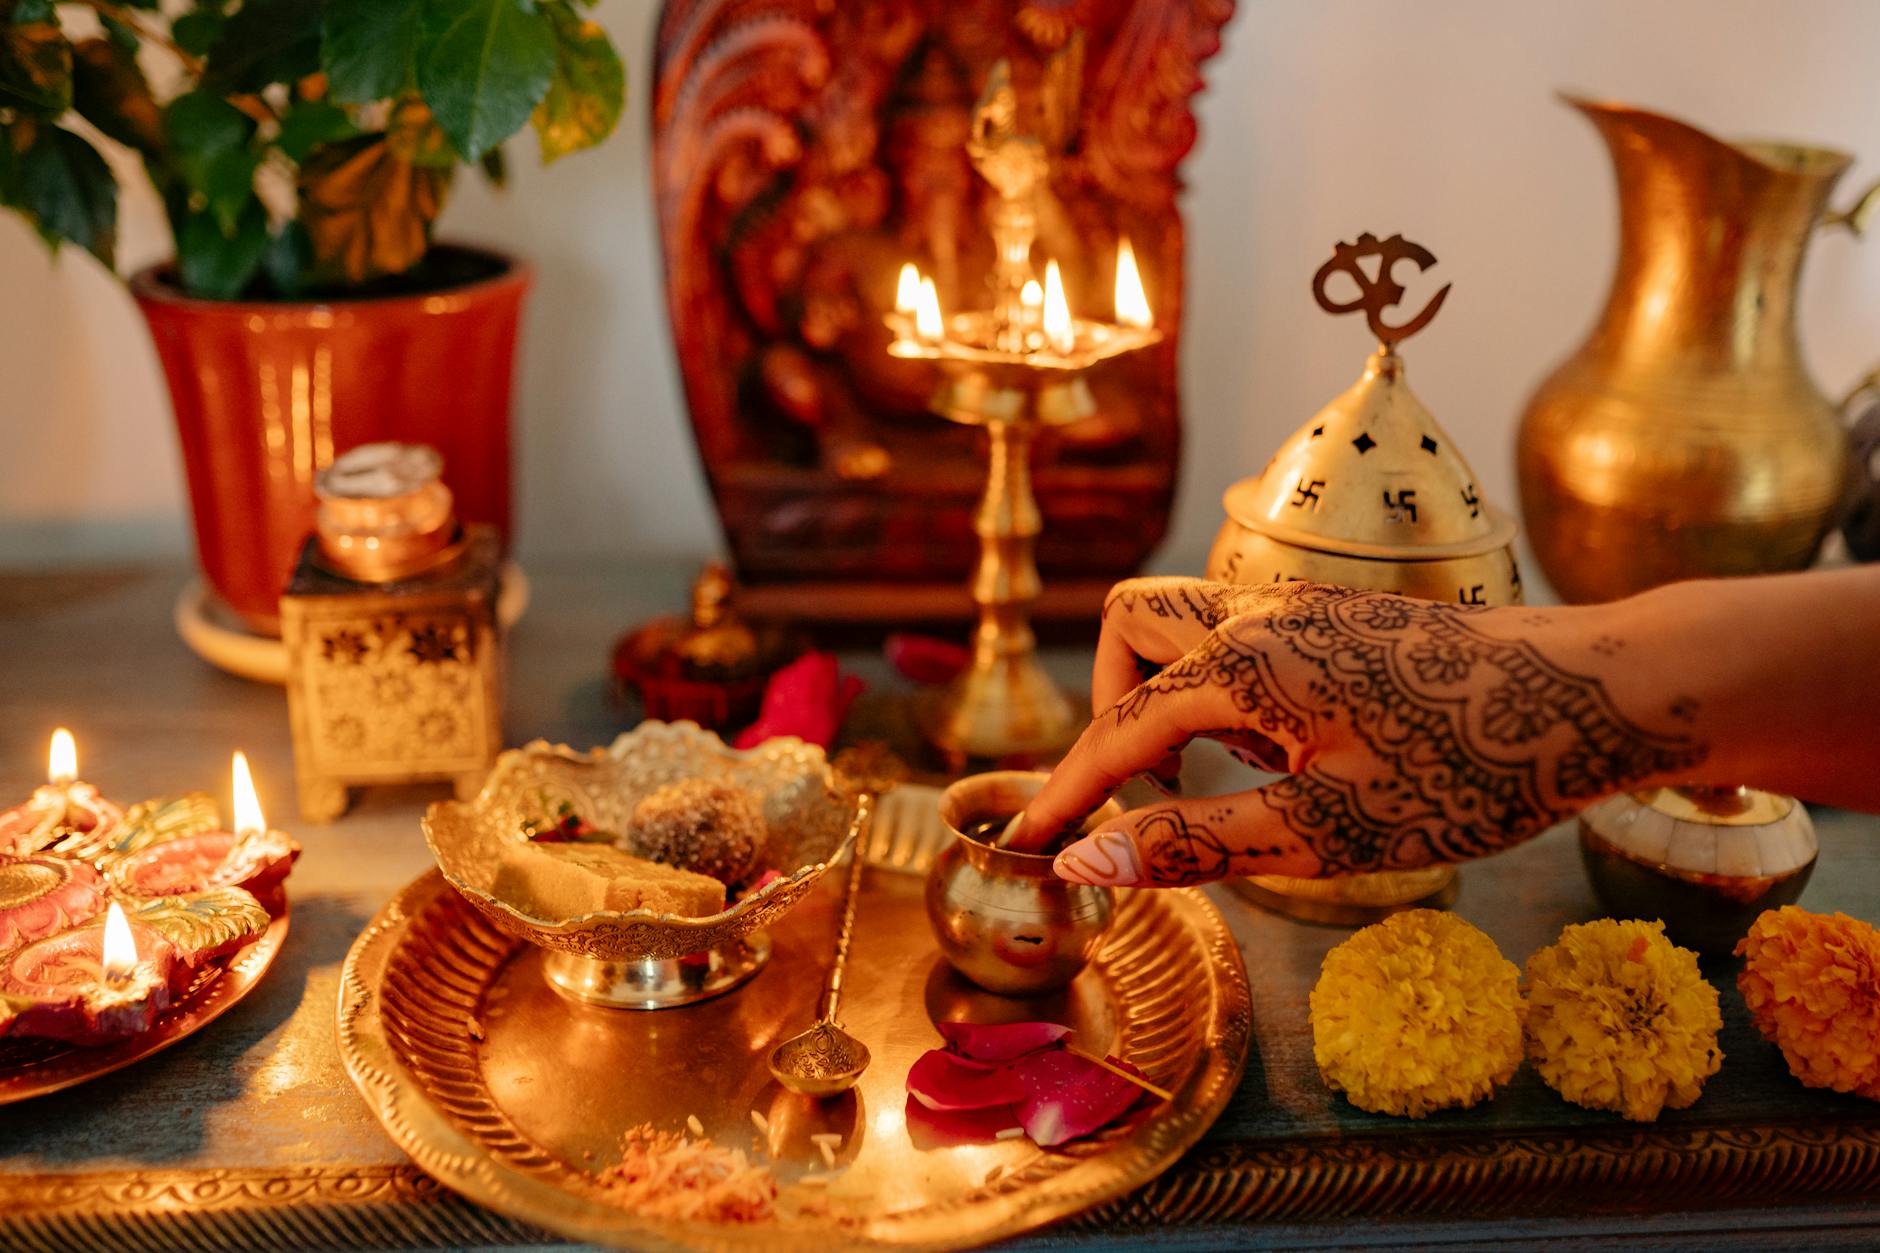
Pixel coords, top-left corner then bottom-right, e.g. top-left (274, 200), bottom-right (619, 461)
top-left (889, 61), bottom-right (1159, 767)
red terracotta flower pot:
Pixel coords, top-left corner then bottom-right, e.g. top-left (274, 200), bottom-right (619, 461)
top-left (132, 245), bottom-right (531, 634)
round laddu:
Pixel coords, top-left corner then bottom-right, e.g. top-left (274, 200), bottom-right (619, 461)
top-left (629, 778), bottom-right (767, 886)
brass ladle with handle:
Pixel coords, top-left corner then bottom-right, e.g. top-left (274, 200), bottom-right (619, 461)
top-left (769, 791), bottom-right (874, 1098)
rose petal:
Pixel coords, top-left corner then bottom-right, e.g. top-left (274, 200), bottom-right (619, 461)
top-left (1012, 1048), bottom-right (1141, 1147)
top-left (906, 1048), bottom-right (1026, 1110)
top-left (902, 1096), bottom-right (1021, 1150)
top-left (732, 653), bottom-right (865, 750)
top-left (884, 633), bottom-right (970, 686)
top-left (936, 1020), bottom-right (1071, 1061)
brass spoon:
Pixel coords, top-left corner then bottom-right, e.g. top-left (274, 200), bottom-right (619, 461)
top-left (769, 793), bottom-right (873, 1098)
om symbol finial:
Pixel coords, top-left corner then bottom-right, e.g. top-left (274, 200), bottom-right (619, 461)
top-left (1312, 233), bottom-right (1451, 349)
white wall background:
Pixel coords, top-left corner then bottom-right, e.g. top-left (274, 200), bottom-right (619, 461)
top-left (6, 0), bottom-right (1880, 572)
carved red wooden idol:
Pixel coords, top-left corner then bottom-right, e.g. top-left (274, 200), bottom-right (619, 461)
top-left (653, 0), bottom-right (1234, 617)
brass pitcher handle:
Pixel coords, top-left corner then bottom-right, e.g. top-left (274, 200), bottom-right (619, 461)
top-left (1824, 177), bottom-right (1880, 237)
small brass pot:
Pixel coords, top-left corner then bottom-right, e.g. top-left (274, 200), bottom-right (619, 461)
top-left (928, 772), bottom-right (1122, 996)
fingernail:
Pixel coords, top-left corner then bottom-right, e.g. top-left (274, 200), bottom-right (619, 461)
top-left (1053, 830), bottom-right (1144, 886)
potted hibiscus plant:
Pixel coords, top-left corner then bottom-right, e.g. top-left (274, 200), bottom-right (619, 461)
top-left (0, 0), bottom-right (623, 632)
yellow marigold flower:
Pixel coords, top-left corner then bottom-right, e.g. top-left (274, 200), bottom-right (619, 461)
top-left (1309, 909), bottom-right (1524, 1118)
top-left (1737, 906), bottom-right (1880, 1100)
top-left (1523, 919), bottom-right (1721, 1121)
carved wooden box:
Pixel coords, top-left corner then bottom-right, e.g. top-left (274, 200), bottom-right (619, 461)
top-left (279, 529), bottom-right (504, 822)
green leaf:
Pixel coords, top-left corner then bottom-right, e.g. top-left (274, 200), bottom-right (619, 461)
top-left (171, 12), bottom-right (226, 58)
top-left (100, 14), bottom-right (140, 52)
top-left (165, 91), bottom-right (259, 234)
top-left (15, 124), bottom-right (116, 264)
top-left (165, 88), bottom-right (256, 153)
top-left (202, 0), bottom-right (324, 93)
top-left (299, 131), bottom-right (447, 282)
top-left (415, 0), bottom-right (554, 162)
top-left (261, 218), bottom-right (311, 294)
top-left (71, 38), bottom-right (166, 158)
top-left (8, 0), bottom-right (55, 24)
top-left (175, 194), bottom-right (270, 297)
top-left (531, 0), bottom-right (620, 163)
top-left (275, 97), bottom-right (357, 163)
top-left (0, 18), bottom-right (72, 114)
top-left (321, 0), bottom-right (420, 104)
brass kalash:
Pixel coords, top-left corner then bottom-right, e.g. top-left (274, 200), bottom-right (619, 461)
top-left (888, 61), bottom-right (1160, 768)
top-left (1207, 235), bottom-right (1523, 924)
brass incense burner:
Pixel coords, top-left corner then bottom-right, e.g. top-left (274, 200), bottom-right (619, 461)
top-left (889, 61), bottom-right (1161, 767)
top-left (1208, 235), bottom-right (1523, 924)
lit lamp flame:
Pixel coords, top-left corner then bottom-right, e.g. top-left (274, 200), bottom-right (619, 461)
top-left (895, 262), bottom-right (921, 315)
top-left (48, 728), bottom-right (77, 787)
top-left (1043, 260), bottom-right (1074, 354)
top-left (232, 750), bottom-right (266, 838)
top-left (1114, 236), bottom-right (1152, 330)
top-left (1020, 278), bottom-right (1043, 326)
top-left (915, 277), bottom-right (944, 344)
top-left (101, 901), bottom-right (136, 984)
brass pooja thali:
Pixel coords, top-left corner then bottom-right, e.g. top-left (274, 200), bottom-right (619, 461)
top-left (339, 769), bottom-right (1252, 1251)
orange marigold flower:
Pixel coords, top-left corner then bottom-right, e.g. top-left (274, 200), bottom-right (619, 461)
top-left (1737, 905), bottom-right (1880, 1100)
top-left (1524, 919), bottom-right (1722, 1121)
top-left (1309, 909), bottom-right (1525, 1118)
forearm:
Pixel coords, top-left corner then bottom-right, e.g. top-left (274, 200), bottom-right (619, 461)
top-left (1608, 567), bottom-right (1880, 809)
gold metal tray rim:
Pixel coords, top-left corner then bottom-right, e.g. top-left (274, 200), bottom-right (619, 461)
top-left (337, 870), bottom-right (1251, 1253)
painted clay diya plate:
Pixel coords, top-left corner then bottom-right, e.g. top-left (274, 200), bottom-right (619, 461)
top-left (0, 900), bottom-right (289, 1102)
top-left (0, 791), bottom-right (297, 1102)
top-left (338, 794), bottom-right (1251, 1253)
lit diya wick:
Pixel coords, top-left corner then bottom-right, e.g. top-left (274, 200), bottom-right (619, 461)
top-left (0, 729), bottom-right (125, 858)
top-left (105, 753), bottom-right (299, 900)
top-left (1, 900), bottom-right (181, 1043)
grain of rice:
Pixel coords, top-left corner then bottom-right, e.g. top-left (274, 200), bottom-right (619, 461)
top-left (816, 1139), bottom-right (837, 1168)
top-left (995, 1127), bottom-right (1025, 1141)
top-left (687, 1114), bottom-right (706, 1137)
top-left (750, 1109), bottom-right (770, 1137)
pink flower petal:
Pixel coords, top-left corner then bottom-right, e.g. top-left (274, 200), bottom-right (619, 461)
top-left (902, 1096), bottom-right (1021, 1150)
top-left (884, 634), bottom-right (969, 685)
top-left (732, 653), bottom-right (865, 750)
top-left (906, 1048), bottom-right (1026, 1110)
top-left (936, 1020), bottom-right (1070, 1061)
top-left (1011, 1048), bottom-right (1141, 1147)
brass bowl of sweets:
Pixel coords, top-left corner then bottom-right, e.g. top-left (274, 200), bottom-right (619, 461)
top-left (423, 722), bottom-right (860, 1009)
top-left (928, 771), bottom-right (1124, 996)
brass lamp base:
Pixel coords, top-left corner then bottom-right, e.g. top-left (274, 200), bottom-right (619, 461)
top-left (919, 654), bottom-right (1080, 766)
top-left (1227, 869), bottom-right (1458, 928)
top-left (540, 933), bottom-right (771, 1010)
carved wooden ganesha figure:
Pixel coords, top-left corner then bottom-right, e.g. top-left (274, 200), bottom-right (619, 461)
top-left (653, 0), bottom-right (1234, 604)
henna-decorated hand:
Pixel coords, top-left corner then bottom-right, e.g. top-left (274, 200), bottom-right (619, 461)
top-left (1008, 577), bottom-right (1710, 887)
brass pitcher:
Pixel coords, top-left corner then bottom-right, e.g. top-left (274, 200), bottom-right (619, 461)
top-left (1518, 95), bottom-right (1871, 603)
